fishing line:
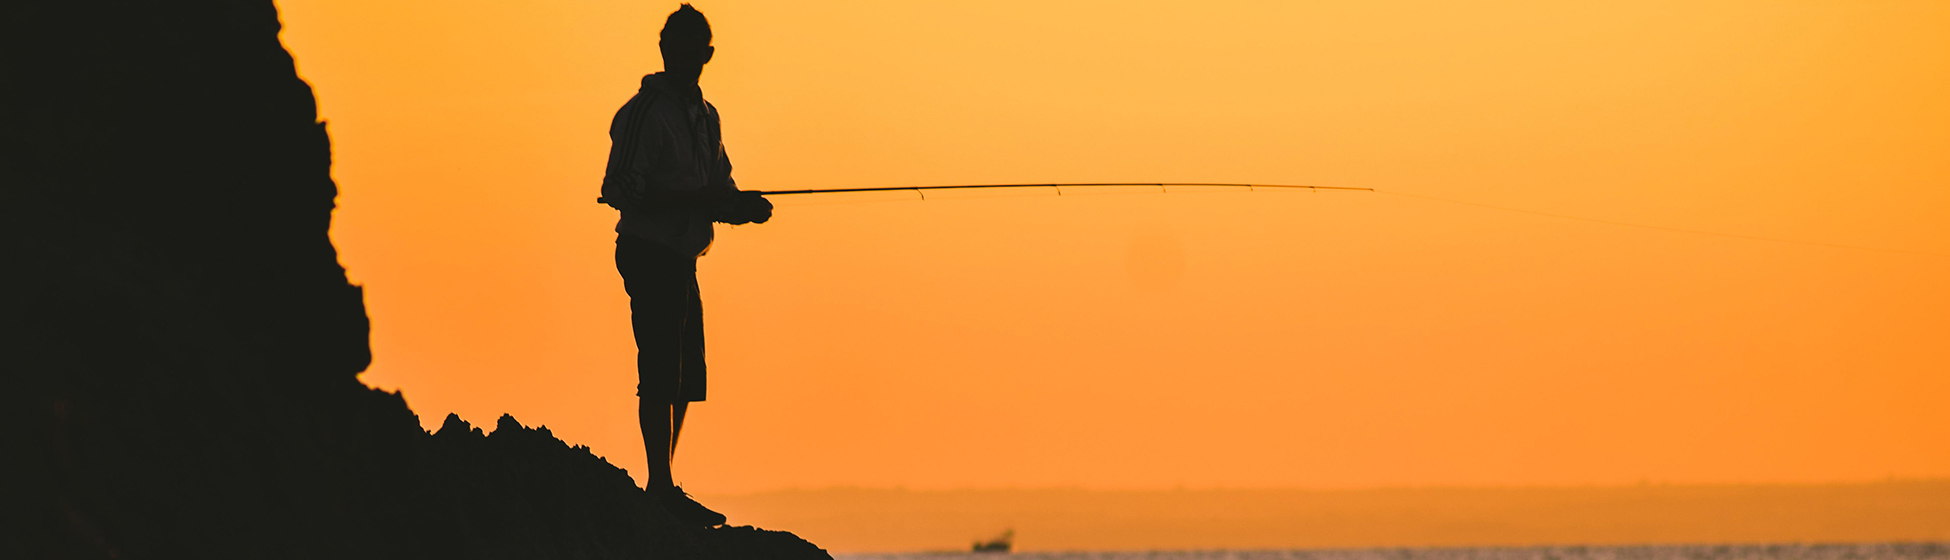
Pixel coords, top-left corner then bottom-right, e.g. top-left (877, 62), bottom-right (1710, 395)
top-left (743, 182), bottom-right (1946, 258)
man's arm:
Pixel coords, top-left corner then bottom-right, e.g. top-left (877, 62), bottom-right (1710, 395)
top-left (636, 141), bottom-right (737, 212)
top-left (707, 142), bottom-right (771, 225)
top-left (603, 96), bottom-right (734, 213)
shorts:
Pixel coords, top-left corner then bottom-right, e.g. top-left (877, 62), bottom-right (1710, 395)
top-left (616, 234), bottom-right (706, 403)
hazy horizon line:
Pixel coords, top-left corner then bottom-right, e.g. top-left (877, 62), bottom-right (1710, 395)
top-left (701, 477), bottom-right (1950, 496)
top-left (831, 541), bottom-right (1950, 555)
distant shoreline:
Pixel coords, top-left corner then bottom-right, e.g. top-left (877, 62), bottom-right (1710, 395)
top-left (705, 480), bottom-right (1950, 553)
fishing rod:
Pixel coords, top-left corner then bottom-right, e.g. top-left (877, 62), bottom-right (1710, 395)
top-left (740, 182), bottom-right (1944, 257)
top-left (596, 183), bottom-right (1364, 205)
top-left (753, 182), bottom-right (1372, 197)
top-left (596, 181), bottom-right (1945, 257)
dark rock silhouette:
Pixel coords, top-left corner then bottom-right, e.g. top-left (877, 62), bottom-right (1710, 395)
top-left (1, 2), bottom-right (828, 558)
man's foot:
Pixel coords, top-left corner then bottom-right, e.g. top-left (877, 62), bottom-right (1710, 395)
top-left (657, 485), bottom-right (727, 527)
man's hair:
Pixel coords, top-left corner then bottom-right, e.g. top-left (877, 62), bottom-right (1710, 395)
top-left (661, 4), bottom-right (712, 47)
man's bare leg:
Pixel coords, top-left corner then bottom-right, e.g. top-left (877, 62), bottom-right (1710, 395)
top-left (640, 399), bottom-right (675, 488)
top-left (642, 399), bottom-right (723, 525)
top-left (671, 401), bottom-right (689, 461)
top-left (640, 401), bottom-right (691, 485)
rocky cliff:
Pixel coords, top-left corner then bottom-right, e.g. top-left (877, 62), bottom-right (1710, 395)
top-left (1, 2), bottom-right (827, 558)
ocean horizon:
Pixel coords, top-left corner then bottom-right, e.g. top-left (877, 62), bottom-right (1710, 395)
top-left (840, 542), bottom-right (1950, 560)
top-left (712, 482), bottom-right (1950, 553)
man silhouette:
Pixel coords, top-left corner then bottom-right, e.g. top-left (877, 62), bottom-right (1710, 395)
top-left (601, 3), bottom-right (771, 527)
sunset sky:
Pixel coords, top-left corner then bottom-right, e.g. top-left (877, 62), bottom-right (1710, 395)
top-left (276, 1), bottom-right (1949, 495)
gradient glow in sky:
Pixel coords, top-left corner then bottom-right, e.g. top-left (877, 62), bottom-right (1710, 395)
top-left (277, 1), bottom-right (1950, 493)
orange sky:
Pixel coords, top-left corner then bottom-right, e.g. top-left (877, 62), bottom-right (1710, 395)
top-left (277, 1), bottom-right (1950, 494)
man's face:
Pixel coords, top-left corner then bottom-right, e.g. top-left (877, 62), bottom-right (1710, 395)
top-left (660, 41), bottom-right (715, 71)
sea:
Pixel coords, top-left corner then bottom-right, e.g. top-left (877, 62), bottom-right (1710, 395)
top-left (842, 543), bottom-right (1950, 560)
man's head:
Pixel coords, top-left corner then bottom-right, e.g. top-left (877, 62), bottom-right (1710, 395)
top-left (659, 4), bottom-right (714, 81)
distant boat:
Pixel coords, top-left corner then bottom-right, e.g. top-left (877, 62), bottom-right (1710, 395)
top-left (971, 529), bottom-right (1013, 553)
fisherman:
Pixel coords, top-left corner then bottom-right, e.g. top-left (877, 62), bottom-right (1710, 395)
top-left (600, 3), bottom-right (771, 527)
